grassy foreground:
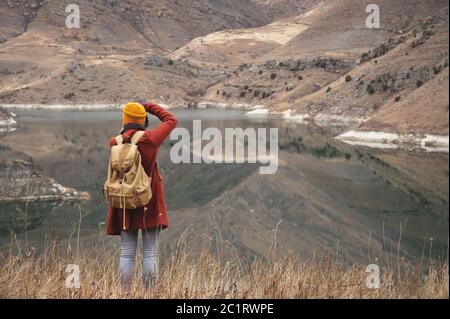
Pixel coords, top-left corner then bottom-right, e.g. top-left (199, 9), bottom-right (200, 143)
top-left (0, 237), bottom-right (448, 299)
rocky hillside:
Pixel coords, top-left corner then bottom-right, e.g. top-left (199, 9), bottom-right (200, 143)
top-left (198, 0), bottom-right (449, 135)
top-left (0, 0), bottom-right (305, 49)
top-left (281, 5), bottom-right (450, 135)
top-left (0, 0), bottom-right (320, 105)
top-left (0, 144), bottom-right (86, 202)
top-left (0, 0), bottom-right (448, 135)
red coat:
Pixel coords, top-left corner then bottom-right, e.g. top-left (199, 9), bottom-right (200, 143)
top-left (106, 102), bottom-right (178, 235)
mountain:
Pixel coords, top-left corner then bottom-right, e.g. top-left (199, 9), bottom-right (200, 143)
top-left (0, 0), bottom-right (319, 105)
top-left (0, 0), bottom-right (448, 136)
top-left (0, 0), bottom-right (306, 50)
top-left (198, 0), bottom-right (449, 135)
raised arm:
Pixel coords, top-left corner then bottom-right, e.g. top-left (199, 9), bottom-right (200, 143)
top-left (141, 102), bottom-right (178, 147)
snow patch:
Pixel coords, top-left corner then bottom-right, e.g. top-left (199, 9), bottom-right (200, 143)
top-left (0, 117), bottom-right (17, 127)
top-left (282, 109), bottom-right (310, 123)
top-left (244, 108), bottom-right (270, 117)
top-left (421, 135), bottom-right (450, 153)
top-left (0, 126), bottom-right (17, 133)
top-left (314, 114), bottom-right (363, 127)
top-left (0, 113), bottom-right (17, 133)
top-left (336, 130), bottom-right (449, 153)
top-left (337, 130), bottom-right (400, 143)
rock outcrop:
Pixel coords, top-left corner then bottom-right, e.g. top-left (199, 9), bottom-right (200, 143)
top-left (0, 144), bottom-right (87, 203)
top-left (0, 108), bottom-right (17, 134)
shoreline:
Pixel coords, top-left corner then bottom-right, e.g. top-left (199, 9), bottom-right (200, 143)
top-left (245, 108), bottom-right (449, 153)
top-left (0, 103), bottom-right (174, 111)
top-left (0, 173), bottom-right (90, 204)
top-left (0, 193), bottom-right (89, 204)
top-left (336, 130), bottom-right (449, 153)
top-left (2, 103), bottom-right (448, 153)
top-left (0, 101), bottom-right (263, 111)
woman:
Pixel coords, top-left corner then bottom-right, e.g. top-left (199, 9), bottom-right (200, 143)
top-left (107, 101), bottom-right (178, 290)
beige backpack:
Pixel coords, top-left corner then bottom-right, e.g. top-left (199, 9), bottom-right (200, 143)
top-left (103, 131), bottom-right (152, 211)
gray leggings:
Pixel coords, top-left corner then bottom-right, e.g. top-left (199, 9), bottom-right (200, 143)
top-left (119, 228), bottom-right (160, 290)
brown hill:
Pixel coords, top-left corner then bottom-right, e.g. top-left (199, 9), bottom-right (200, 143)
top-left (279, 7), bottom-right (450, 134)
top-left (0, 0), bottom-right (448, 135)
top-left (197, 0), bottom-right (449, 135)
top-left (1, 0), bottom-right (304, 50)
top-left (0, 0), bottom-right (318, 105)
top-left (270, 0), bottom-right (447, 60)
top-left (360, 68), bottom-right (449, 135)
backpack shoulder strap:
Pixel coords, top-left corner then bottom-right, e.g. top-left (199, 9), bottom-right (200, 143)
top-left (131, 131), bottom-right (146, 145)
top-left (115, 135), bottom-right (124, 145)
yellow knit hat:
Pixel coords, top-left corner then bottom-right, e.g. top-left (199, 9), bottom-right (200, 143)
top-left (123, 102), bottom-right (146, 126)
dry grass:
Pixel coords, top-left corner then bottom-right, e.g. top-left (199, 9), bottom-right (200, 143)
top-left (0, 235), bottom-right (448, 299)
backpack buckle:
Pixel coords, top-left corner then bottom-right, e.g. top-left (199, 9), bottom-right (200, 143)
top-left (118, 170), bottom-right (125, 183)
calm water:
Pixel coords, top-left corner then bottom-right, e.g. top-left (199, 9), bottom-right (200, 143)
top-left (0, 109), bottom-right (448, 264)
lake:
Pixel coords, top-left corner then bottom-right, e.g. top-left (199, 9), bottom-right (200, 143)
top-left (0, 108), bottom-right (448, 265)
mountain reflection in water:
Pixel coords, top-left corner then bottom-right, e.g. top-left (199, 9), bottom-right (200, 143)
top-left (0, 109), bottom-right (448, 265)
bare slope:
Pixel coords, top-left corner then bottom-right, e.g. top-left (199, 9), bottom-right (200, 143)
top-left (270, 0), bottom-right (447, 60)
top-left (0, 0), bottom-right (448, 135)
top-left (0, 0), bottom-right (318, 105)
top-left (285, 8), bottom-right (449, 134)
top-left (196, 0), bottom-right (449, 135)
top-left (0, 0), bottom-right (296, 50)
